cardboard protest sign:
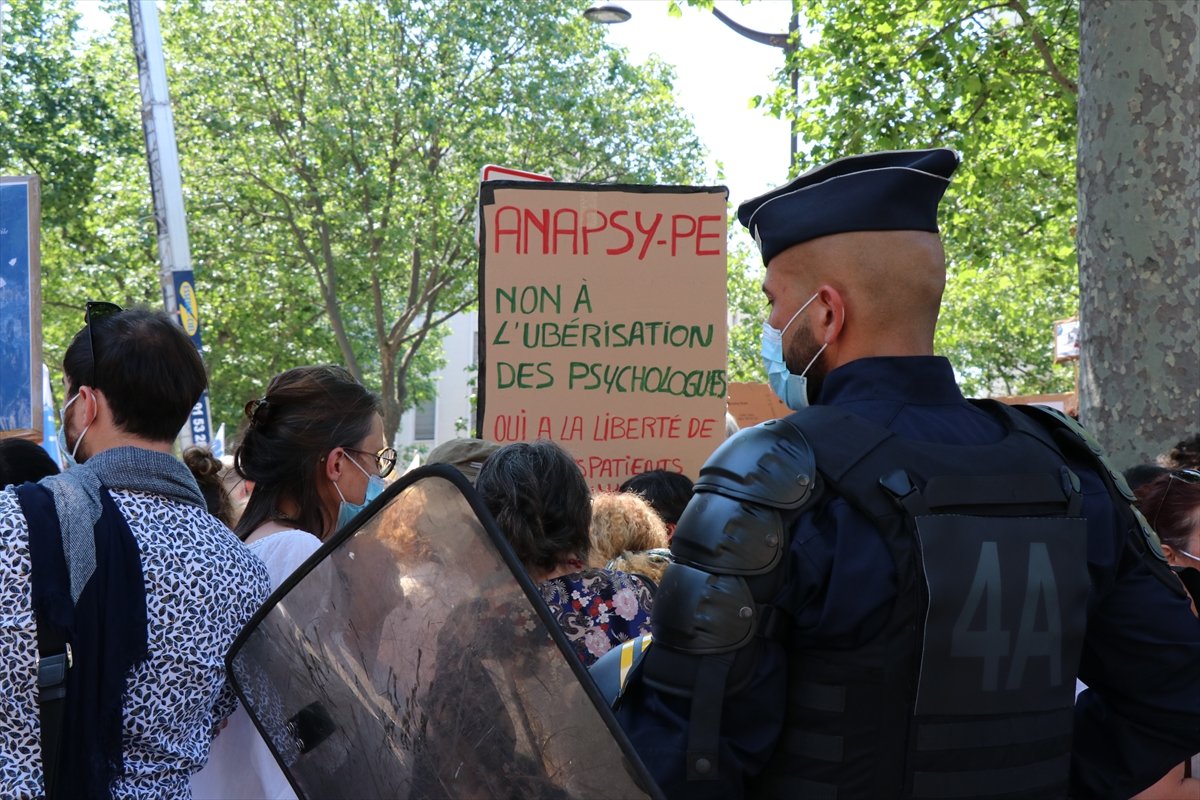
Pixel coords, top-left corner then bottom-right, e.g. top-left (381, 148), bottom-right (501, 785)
top-left (727, 381), bottom-right (790, 430)
top-left (478, 182), bottom-right (728, 490)
top-left (0, 176), bottom-right (43, 441)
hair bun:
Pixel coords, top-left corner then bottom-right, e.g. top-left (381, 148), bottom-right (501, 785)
top-left (244, 397), bottom-right (272, 429)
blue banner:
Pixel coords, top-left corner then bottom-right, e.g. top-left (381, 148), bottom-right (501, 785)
top-left (0, 179), bottom-right (39, 437)
top-left (168, 270), bottom-right (212, 447)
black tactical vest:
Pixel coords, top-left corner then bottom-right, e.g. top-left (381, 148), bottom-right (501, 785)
top-left (747, 401), bottom-right (1094, 800)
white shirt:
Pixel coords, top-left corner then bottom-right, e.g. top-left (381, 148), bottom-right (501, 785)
top-left (191, 529), bottom-right (321, 800)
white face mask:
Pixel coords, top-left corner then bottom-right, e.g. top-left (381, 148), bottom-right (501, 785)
top-left (760, 292), bottom-right (828, 411)
top-left (57, 392), bottom-right (91, 467)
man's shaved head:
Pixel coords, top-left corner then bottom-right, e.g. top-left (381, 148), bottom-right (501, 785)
top-left (769, 230), bottom-right (946, 352)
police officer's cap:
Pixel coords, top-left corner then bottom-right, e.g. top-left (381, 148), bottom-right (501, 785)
top-left (737, 148), bottom-right (961, 265)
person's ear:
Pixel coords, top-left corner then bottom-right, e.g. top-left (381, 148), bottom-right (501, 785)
top-left (1161, 543), bottom-right (1180, 566)
top-left (74, 386), bottom-right (101, 427)
top-left (324, 447), bottom-right (347, 483)
top-left (815, 284), bottom-right (846, 344)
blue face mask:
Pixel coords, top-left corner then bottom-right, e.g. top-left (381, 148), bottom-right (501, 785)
top-left (761, 292), bottom-right (828, 411)
top-left (334, 453), bottom-right (387, 529)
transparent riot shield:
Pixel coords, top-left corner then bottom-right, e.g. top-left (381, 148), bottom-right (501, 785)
top-left (227, 465), bottom-right (662, 800)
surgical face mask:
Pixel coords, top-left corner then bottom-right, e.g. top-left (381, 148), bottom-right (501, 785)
top-left (334, 452), bottom-right (387, 529)
top-left (761, 292), bottom-right (828, 411)
top-left (57, 392), bottom-right (91, 468)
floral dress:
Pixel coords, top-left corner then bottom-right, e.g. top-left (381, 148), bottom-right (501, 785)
top-left (537, 568), bottom-right (654, 666)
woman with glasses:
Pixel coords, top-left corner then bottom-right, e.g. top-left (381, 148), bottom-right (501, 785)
top-left (192, 365), bottom-right (393, 800)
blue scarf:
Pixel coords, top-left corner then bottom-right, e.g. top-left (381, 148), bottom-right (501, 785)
top-left (18, 446), bottom-right (205, 800)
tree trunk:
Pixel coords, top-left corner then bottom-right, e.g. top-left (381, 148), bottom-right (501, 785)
top-left (379, 343), bottom-right (400, 445)
top-left (1077, 0), bottom-right (1199, 470)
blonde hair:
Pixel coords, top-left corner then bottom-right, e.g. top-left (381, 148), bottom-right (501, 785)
top-left (588, 492), bottom-right (669, 567)
top-left (607, 549), bottom-right (672, 587)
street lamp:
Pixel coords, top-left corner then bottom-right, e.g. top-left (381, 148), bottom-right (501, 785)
top-left (583, 4), bottom-right (632, 24)
top-left (585, 4), bottom-right (800, 165)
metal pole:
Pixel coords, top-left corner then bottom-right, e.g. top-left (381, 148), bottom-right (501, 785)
top-left (128, 0), bottom-right (213, 450)
top-left (709, 5), bottom-right (799, 173)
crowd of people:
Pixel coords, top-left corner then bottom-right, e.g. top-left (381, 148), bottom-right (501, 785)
top-left (1, 146), bottom-right (1198, 800)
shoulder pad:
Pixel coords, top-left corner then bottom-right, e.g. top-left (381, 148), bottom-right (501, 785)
top-left (1020, 406), bottom-right (1175, 570)
top-left (1130, 505), bottom-right (1171, 564)
top-left (694, 418), bottom-right (816, 509)
top-left (1016, 404), bottom-right (1138, 503)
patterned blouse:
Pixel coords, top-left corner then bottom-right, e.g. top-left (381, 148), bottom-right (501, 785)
top-left (538, 568), bottom-right (654, 666)
top-left (0, 487), bottom-right (270, 799)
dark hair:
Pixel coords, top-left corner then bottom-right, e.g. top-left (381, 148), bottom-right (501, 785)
top-left (234, 365), bottom-right (381, 541)
top-left (182, 446), bottom-right (234, 527)
top-left (1134, 471), bottom-right (1200, 551)
top-left (1164, 434), bottom-right (1200, 470)
top-left (475, 440), bottom-right (591, 575)
top-left (0, 438), bottom-right (60, 486)
top-left (62, 307), bottom-right (207, 442)
top-left (1123, 463), bottom-right (1169, 493)
top-left (618, 469), bottom-right (694, 525)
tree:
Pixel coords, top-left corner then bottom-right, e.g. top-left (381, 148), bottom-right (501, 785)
top-left (0, 0), bottom-right (159, 394)
top-left (726, 240), bottom-right (768, 382)
top-left (691, 0), bottom-right (1080, 398)
top-left (1077, 0), bottom-right (1198, 468)
top-left (160, 0), bottom-right (708, 438)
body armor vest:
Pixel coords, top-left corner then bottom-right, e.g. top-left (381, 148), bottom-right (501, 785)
top-left (749, 402), bottom-right (1095, 800)
top-left (645, 401), bottom-right (1181, 798)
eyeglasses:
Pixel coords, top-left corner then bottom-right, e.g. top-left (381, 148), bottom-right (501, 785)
top-left (84, 301), bottom-right (123, 389)
top-left (343, 446), bottom-right (397, 478)
top-left (1148, 468), bottom-right (1200, 535)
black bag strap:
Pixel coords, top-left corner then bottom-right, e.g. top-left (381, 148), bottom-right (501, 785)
top-left (15, 482), bottom-right (72, 800)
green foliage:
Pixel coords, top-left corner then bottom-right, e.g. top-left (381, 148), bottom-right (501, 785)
top-left (0, 0), bottom-right (157, 402)
top-left (726, 238), bottom-right (767, 383)
top-left (695, 0), bottom-right (1079, 396)
top-left (786, 0), bottom-right (1079, 395)
top-left (158, 0), bottom-right (707, 437)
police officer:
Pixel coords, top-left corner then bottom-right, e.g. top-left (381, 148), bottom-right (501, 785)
top-left (614, 149), bottom-right (1200, 799)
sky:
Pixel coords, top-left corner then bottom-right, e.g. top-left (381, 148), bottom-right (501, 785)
top-left (598, 0), bottom-right (794, 209)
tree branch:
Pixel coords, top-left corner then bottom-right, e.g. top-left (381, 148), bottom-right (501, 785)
top-left (898, 3), bottom-right (1011, 66)
top-left (1007, 0), bottom-right (1077, 94)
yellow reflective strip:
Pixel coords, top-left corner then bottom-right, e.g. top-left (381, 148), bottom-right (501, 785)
top-left (640, 633), bottom-right (653, 652)
top-left (618, 640), bottom-right (636, 689)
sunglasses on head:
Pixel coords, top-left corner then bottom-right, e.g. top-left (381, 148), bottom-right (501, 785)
top-left (83, 301), bottom-right (123, 390)
top-left (1149, 468), bottom-right (1200, 535)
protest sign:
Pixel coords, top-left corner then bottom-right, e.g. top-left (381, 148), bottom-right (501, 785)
top-left (478, 182), bottom-right (728, 490)
top-left (0, 176), bottom-right (42, 440)
top-left (1053, 317), bottom-right (1080, 363)
top-left (727, 381), bottom-right (790, 430)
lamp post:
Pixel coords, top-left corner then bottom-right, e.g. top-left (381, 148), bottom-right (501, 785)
top-left (584, 3), bottom-right (799, 167)
top-left (583, 4), bottom-right (632, 24)
top-left (708, 6), bottom-right (799, 164)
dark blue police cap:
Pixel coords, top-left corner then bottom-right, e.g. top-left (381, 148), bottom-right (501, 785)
top-left (737, 148), bottom-right (961, 265)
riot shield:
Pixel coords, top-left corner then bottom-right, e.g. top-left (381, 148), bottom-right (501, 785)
top-left (227, 465), bottom-right (663, 800)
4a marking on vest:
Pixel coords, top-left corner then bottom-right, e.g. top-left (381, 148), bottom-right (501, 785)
top-left (951, 540), bottom-right (1064, 692)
